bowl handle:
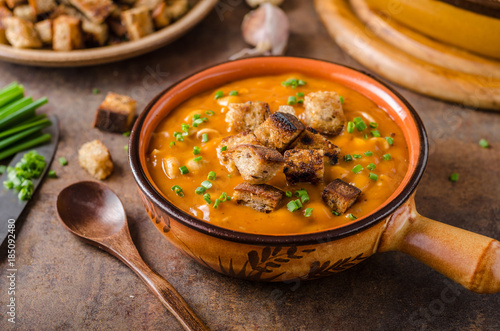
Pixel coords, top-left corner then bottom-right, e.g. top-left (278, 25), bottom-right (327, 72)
top-left (377, 196), bottom-right (500, 293)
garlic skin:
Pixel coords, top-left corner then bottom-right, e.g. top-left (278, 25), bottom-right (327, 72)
top-left (229, 3), bottom-right (289, 60)
top-left (246, 0), bottom-right (284, 8)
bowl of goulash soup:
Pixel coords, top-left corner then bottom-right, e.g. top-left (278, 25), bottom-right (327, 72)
top-left (129, 57), bottom-right (500, 293)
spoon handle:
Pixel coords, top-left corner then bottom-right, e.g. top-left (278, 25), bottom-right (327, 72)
top-left (106, 236), bottom-right (209, 331)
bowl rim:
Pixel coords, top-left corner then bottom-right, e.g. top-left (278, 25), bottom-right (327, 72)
top-left (129, 56), bottom-right (429, 246)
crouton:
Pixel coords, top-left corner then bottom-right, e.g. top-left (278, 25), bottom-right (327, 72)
top-left (225, 101), bottom-right (270, 132)
top-left (13, 4), bottom-right (34, 22)
top-left (28, 0), bottom-right (55, 15)
top-left (82, 18), bottom-right (107, 46)
top-left (5, 0), bottom-right (24, 10)
top-left (254, 112), bottom-right (305, 152)
top-left (151, 2), bottom-right (170, 28)
top-left (290, 127), bottom-right (341, 164)
top-left (34, 19), bottom-right (51, 44)
top-left (304, 91), bottom-right (345, 135)
top-left (78, 140), bottom-right (114, 180)
top-left (69, 0), bottom-right (114, 23)
top-left (233, 182), bottom-right (284, 213)
top-left (217, 130), bottom-right (260, 173)
top-left (48, 4), bottom-right (81, 19)
top-left (121, 6), bottom-right (153, 41)
top-left (93, 92), bottom-right (137, 133)
top-left (4, 16), bottom-right (42, 48)
top-left (230, 144), bottom-right (284, 184)
top-left (283, 149), bottom-right (324, 184)
top-left (164, 0), bottom-right (188, 20)
top-left (0, 27), bottom-right (6, 43)
top-left (0, 5), bottom-right (12, 27)
top-left (134, 0), bottom-right (161, 10)
top-left (52, 15), bottom-right (83, 51)
top-left (322, 179), bottom-right (361, 214)
top-left (277, 105), bottom-right (295, 116)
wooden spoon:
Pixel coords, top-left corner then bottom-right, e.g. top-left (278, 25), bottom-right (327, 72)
top-left (56, 181), bottom-right (208, 331)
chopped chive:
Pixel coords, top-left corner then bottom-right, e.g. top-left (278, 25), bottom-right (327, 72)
top-left (383, 153), bottom-right (391, 160)
top-left (367, 163), bottom-right (376, 170)
top-left (364, 134), bottom-right (369, 140)
top-left (171, 185), bottom-right (184, 197)
top-left (297, 79), bottom-right (306, 86)
top-left (213, 199), bottom-right (221, 209)
top-left (207, 171), bottom-right (216, 180)
top-left (352, 154), bottom-right (362, 159)
top-left (192, 114), bottom-right (201, 121)
top-left (179, 166), bottom-right (189, 174)
top-left (201, 133), bottom-right (208, 143)
top-left (371, 130), bottom-right (381, 137)
top-left (124, 145), bottom-right (128, 151)
top-left (220, 146), bottom-right (227, 152)
top-left (298, 99), bottom-right (304, 104)
top-left (344, 154), bottom-right (353, 162)
top-left (203, 193), bottom-right (211, 204)
top-left (347, 121), bottom-right (355, 133)
top-left (201, 180), bottom-right (212, 189)
top-left (339, 95), bottom-right (344, 104)
top-left (195, 186), bottom-right (205, 195)
top-left (193, 146), bottom-right (201, 155)
top-left (48, 170), bottom-right (57, 178)
top-left (174, 132), bottom-right (184, 141)
top-left (92, 88), bottom-right (100, 95)
top-left (364, 151), bottom-right (373, 156)
top-left (59, 157), bottom-right (68, 166)
top-left (304, 208), bottom-right (313, 217)
top-left (219, 192), bottom-right (228, 201)
top-left (449, 172), bottom-right (459, 182)
top-left (229, 90), bottom-right (238, 96)
top-left (205, 110), bottom-right (215, 116)
top-left (192, 119), bottom-right (204, 127)
top-left (369, 173), bottom-right (378, 181)
top-left (352, 164), bottom-right (364, 174)
top-left (479, 139), bottom-right (489, 148)
top-left (169, 141), bottom-right (175, 147)
top-left (193, 156), bottom-right (202, 162)
top-left (355, 120), bottom-right (367, 131)
top-left (285, 191), bottom-right (292, 198)
top-left (181, 123), bottom-right (189, 133)
top-left (296, 92), bottom-right (304, 97)
top-left (287, 200), bottom-right (299, 212)
top-left (294, 189), bottom-right (308, 197)
top-left (226, 196), bottom-right (231, 201)
top-left (123, 131), bottom-right (131, 137)
top-left (300, 194), bottom-right (310, 204)
top-left (214, 91), bottom-right (223, 99)
top-left (0, 165), bottom-right (6, 175)
top-left (288, 96), bottom-right (297, 105)
top-left (369, 122), bottom-right (378, 128)
top-left (348, 214), bottom-right (357, 220)
top-left (353, 117), bottom-right (363, 124)
top-left (332, 210), bottom-right (340, 216)
top-left (385, 137), bottom-right (394, 145)
top-left (295, 199), bottom-right (303, 209)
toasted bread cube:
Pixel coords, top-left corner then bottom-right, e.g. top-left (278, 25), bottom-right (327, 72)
top-left (13, 4), bottom-right (34, 21)
top-left (0, 5), bottom-right (12, 27)
top-left (69, 0), bottom-right (114, 23)
top-left (283, 149), bottom-right (324, 184)
top-left (277, 105), bottom-right (295, 116)
top-left (121, 6), bottom-right (153, 41)
top-left (254, 112), bottom-right (305, 152)
top-left (230, 144), bottom-right (284, 184)
top-left (165, 0), bottom-right (188, 20)
top-left (4, 17), bottom-right (41, 48)
top-left (0, 26), bottom-right (6, 44)
top-left (304, 91), bottom-right (345, 135)
top-left (5, 0), bottom-right (24, 9)
top-left (134, 0), bottom-right (161, 10)
top-left (28, 0), bottom-right (55, 15)
top-left (225, 101), bottom-right (270, 133)
top-left (82, 19), bottom-right (107, 45)
top-left (52, 15), bottom-right (83, 51)
top-left (78, 140), bottom-right (114, 180)
top-left (233, 182), bottom-right (284, 213)
top-left (151, 2), bottom-right (170, 28)
top-left (93, 92), bottom-right (137, 133)
top-left (322, 179), bottom-right (361, 214)
top-left (34, 19), bottom-right (51, 44)
top-left (217, 130), bottom-right (260, 173)
top-left (49, 4), bottom-right (81, 19)
top-left (290, 127), bottom-right (341, 164)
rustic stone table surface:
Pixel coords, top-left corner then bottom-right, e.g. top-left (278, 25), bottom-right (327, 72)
top-left (1, 1), bottom-right (499, 330)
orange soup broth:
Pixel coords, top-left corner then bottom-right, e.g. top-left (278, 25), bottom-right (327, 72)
top-left (146, 73), bottom-right (409, 235)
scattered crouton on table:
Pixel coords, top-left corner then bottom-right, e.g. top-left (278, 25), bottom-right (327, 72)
top-left (233, 182), bottom-right (284, 213)
top-left (78, 140), bottom-right (114, 180)
top-left (217, 130), bottom-right (261, 173)
top-left (283, 149), bottom-right (324, 184)
top-left (254, 111), bottom-right (305, 152)
top-left (225, 101), bottom-right (271, 132)
top-left (93, 92), bottom-right (137, 133)
top-left (230, 144), bottom-right (285, 184)
top-left (322, 179), bottom-right (361, 214)
top-left (304, 91), bottom-right (345, 135)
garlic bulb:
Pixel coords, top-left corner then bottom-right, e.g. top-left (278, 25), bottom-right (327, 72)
top-left (246, 0), bottom-right (284, 8)
top-left (229, 3), bottom-right (289, 60)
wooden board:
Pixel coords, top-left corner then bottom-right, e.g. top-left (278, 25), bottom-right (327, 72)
top-left (314, 0), bottom-right (500, 110)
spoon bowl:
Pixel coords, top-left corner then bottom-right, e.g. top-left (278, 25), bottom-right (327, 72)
top-left (56, 181), bottom-right (208, 331)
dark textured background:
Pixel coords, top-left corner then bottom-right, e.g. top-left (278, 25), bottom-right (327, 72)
top-left (1, 1), bottom-right (499, 330)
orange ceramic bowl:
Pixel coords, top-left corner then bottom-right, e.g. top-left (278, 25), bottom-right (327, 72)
top-left (129, 57), bottom-right (500, 293)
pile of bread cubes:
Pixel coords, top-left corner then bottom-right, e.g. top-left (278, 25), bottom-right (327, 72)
top-left (0, 0), bottom-right (188, 50)
top-left (223, 91), bottom-right (362, 216)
